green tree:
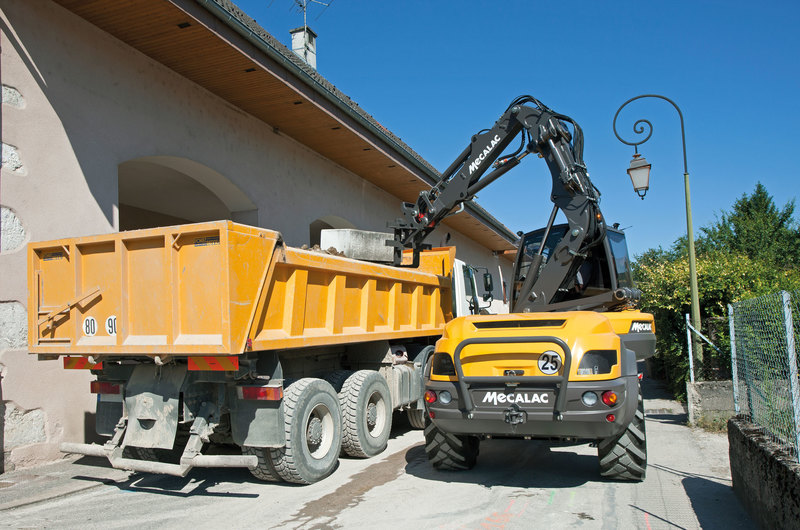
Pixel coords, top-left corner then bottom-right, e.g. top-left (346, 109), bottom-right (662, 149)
top-left (698, 182), bottom-right (800, 267)
top-left (633, 183), bottom-right (800, 398)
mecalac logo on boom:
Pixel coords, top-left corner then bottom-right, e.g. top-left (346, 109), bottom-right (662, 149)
top-left (629, 321), bottom-right (653, 333)
top-left (482, 392), bottom-right (549, 406)
top-left (468, 135), bottom-right (502, 175)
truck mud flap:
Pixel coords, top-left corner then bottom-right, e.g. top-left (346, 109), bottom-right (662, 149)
top-left (452, 336), bottom-right (572, 420)
top-left (61, 403), bottom-right (257, 477)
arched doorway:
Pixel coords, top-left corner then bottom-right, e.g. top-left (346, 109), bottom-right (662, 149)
top-left (309, 215), bottom-right (357, 247)
top-left (118, 156), bottom-right (257, 231)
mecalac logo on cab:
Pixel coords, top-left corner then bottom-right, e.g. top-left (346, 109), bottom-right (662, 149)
top-left (482, 392), bottom-right (549, 406)
top-left (629, 321), bottom-right (653, 333)
top-left (468, 135), bottom-right (502, 175)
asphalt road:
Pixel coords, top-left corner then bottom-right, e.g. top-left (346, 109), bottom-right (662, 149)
top-left (0, 379), bottom-right (754, 529)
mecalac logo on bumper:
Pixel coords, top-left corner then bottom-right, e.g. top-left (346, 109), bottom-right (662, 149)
top-left (482, 392), bottom-right (549, 406)
top-left (468, 135), bottom-right (502, 175)
top-left (630, 321), bottom-right (653, 333)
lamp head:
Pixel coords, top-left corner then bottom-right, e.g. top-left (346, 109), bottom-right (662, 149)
top-left (627, 153), bottom-right (651, 199)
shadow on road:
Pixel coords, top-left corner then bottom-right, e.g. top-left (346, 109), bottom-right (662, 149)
top-left (403, 437), bottom-right (610, 489)
top-left (648, 463), bottom-right (753, 529)
top-left (71, 465), bottom-right (260, 498)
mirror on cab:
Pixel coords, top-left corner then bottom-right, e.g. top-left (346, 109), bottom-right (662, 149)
top-left (482, 272), bottom-right (494, 302)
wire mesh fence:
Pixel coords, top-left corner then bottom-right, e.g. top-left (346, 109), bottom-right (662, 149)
top-left (729, 290), bottom-right (800, 462)
top-left (686, 314), bottom-right (732, 382)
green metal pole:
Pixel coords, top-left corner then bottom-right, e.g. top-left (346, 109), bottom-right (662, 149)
top-left (684, 171), bottom-right (703, 363)
top-left (613, 94), bottom-right (704, 367)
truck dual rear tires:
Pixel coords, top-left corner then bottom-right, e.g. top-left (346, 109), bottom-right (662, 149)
top-left (242, 446), bottom-right (282, 482)
top-left (424, 420), bottom-right (479, 470)
top-left (340, 370), bottom-right (393, 458)
top-left (268, 378), bottom-right (342, 484)
top-left (598, 387), bottom-right (647, 481)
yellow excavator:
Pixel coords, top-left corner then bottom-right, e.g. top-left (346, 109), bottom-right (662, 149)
top-left (389, 95), bottom-right (655, 480)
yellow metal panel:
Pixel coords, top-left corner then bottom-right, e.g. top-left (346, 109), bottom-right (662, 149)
top-left (29, 221), bottom-right (453, 356)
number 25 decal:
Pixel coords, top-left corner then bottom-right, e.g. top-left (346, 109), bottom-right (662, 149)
top-left (538, 351), bottom-right (562, 375)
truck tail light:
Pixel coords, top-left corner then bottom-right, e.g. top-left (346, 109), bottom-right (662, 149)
top-left (237, 385), bottom-right (283, 401)
top-left (90, 381), bottom-right (121, 395)
top-left (424, 390), bottom-right (438, 404)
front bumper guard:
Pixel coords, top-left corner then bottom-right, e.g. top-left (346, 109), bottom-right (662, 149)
top-left (452, 336), bottom-right (572, 420)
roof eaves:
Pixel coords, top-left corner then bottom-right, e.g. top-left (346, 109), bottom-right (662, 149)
top-left (196, 0), bottom-right (518, 247)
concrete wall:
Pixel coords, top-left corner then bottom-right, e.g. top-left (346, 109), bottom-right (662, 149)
top-left (686, 380), bottom-right (735, 425)
top-left (0, 0), bottom-right (511, 470)
top-left (728, 417), bottom-right (800, 530)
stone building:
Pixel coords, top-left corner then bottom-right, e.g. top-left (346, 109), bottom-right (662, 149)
top-left (0, 0), bottom-right (517, 471)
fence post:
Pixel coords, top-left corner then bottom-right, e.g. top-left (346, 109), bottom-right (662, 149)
top-left (686, 313), bottom-right (695, 383)
top-left (729, 303), bottom-right (739, 414)
top-left (782, 291), bottom-right (800, 460)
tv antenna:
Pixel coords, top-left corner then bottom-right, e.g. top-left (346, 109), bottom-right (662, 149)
top-left (292, 0), bottom-right (333, 30)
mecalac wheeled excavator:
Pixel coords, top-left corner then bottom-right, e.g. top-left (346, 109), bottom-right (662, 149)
top-left (389, 95), bottom-right (656, 481)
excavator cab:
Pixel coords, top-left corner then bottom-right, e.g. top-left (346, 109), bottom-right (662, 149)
top-left (512, 224), bottom-right (636, 310)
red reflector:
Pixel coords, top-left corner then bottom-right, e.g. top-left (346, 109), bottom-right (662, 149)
top-left (188, 356), bottom-right (239, 371)
top-left (602, 391), bottom-right (618, 406)
top-left (237, 385), bottom-right (283, 401)
top-left (606, 414), bottom-right (616, 422)
top-left (424, 390), bottom-right (437, 404)
top-left (90, 381), bottom-right (120, 395)
top-left (64, 357), bottom-right (102, 370)
top-left (428, 410), bottom-right (436, 419)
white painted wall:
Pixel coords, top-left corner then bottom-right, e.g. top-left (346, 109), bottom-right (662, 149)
top-left (0, 0), bottom-right (513, 470)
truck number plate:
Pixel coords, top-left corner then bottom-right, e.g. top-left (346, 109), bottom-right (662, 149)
top-left (475, 390), bottom-right (554, 408)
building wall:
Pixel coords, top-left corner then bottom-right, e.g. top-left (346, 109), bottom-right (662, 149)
top-left (0, 0), bottom-right (511, 470)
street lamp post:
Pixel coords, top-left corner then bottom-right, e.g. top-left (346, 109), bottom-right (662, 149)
top-left (613, 94), bottom-right (702, 363)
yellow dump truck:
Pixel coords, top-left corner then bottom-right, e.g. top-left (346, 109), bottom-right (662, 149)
top-left (28, 221), bottom-right (496, 484)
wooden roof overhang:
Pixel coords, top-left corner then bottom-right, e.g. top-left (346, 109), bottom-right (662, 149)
top-left (51, 0), bottom-right (519, 254)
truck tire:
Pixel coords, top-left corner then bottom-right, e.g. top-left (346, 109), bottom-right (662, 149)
top-left (424, 420), bottom-right (479, 470)
top-left (598, 386), bottom-right (647, 481)
top-left (242, 446), bottom-right (282, 482)
top-left (340, 370), bottom-right (393, 458)
top-left (407, 407), bottom-right (426, 430)
top-left (324, 370), bottom-right (354, 393)
top-left (269, 378), bottom-right (342, 484)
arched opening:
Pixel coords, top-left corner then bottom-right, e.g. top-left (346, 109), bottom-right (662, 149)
top-left (118, 156), bottom-right (257, 231)
top-left (309, 215), bottom-right (356, 247)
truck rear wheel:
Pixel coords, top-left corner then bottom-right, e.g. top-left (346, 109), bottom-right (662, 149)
top-left (424, 420), bottom-right (479, 470)
top-left (242, 446), bottom-right (282, 482)
top-left (269, 378), bottom-right (342, 484)
top-left (598, 387), bottom-right (647, 481)
top-left (340, 370), bottom-right (392, 458)
top-left (407, 407), bottom-right (426, 430)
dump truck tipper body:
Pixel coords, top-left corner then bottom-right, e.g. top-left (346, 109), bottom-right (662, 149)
top-left (28, 221), bottom-right (478, 483)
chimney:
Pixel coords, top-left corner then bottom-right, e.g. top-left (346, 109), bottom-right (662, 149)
top-left (289, 26), bottom-right (317, 69)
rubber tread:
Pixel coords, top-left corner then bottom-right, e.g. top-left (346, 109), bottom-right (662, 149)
top-left (324, 370), bottom-right (354, 393)
top-left (269, 378), bottom-right (341, 484)
top-left (242, 446), bottom-right (282, 482)
top-left (407, 407), bottom-right (426, 430)
top-left (424, 419), bottom-right (479, 470)
top-left (339, 370), bottom-right (392, 458)
top-left (598, 388), bottom-right (647, 481)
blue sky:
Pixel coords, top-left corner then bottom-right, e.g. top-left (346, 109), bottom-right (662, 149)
top-left (234, 0), bottom-right (799, 257)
